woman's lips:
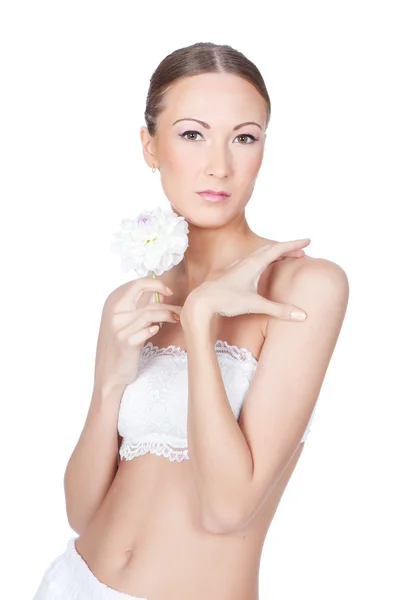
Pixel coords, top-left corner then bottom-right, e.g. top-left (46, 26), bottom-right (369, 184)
top-left (196, 192), bottom-right (230, 202)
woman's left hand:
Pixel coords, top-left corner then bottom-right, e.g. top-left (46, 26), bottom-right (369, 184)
top-left (181, 238), bottom-right (311, 324)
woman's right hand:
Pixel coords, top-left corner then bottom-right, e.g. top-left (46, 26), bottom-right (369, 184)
top-left (93, 277), bottom-right (182, 393)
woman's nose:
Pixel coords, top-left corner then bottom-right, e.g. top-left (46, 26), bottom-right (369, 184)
top-left (205, 148), bottom-right (231, 178)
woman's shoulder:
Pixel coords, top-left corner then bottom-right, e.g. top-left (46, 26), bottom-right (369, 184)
top-left (258, 235), bottom-right (348, 302)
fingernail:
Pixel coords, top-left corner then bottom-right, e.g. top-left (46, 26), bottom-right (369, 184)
top-left (166, 287), bottom-right (173, 295)
top-left (291, 309), bottom-right (307, 321)
top-left (173, 313), bottom-right (180, 321)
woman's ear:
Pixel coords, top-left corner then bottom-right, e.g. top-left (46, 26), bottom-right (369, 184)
top-left (140, 126), bottom-right (158, 169)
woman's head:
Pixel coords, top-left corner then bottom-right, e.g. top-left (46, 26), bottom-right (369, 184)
top-left (140, 42), bottom-right (271, 229)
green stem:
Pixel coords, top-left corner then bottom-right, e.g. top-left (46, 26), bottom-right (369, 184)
top-left (152, 271), bottom-right (163, 329)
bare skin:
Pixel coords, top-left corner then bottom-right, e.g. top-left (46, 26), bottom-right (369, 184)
top-left (73, 72), bottom-right (318, 599)
top-left (74, 240), bottom-right (312, 600)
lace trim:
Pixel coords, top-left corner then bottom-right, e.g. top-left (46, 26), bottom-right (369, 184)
top-left (120, 421), bottom-right (315, 463)
top-left (141, 339), bottom-right (258, 367)
top-left (120, 439), bottom-right (189, 462)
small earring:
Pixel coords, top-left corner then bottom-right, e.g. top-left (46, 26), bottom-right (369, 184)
top-left (152, 164), bottom-right (157, 173)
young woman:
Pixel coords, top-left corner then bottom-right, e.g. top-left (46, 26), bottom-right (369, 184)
top-left (33, 41), bottom-right (349, 600)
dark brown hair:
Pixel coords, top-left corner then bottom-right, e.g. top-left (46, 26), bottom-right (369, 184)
top-left (144, 42), bottom-right (271, 137)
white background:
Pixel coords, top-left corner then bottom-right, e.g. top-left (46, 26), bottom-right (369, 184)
top-left (1, 1), bottom-right (399, 598)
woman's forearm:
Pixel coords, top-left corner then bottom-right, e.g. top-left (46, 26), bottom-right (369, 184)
top-left (182, 307), bottom-right (254, 533)
top-left (63, 383), bottom-right (125, 534)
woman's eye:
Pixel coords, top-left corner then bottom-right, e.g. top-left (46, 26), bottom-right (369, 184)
top-left (179, 130), bottom-right (203, 141)
top-left (178, 131), bottom-right (257, 143)
top-left (235, 133), bottom-right (257, 144)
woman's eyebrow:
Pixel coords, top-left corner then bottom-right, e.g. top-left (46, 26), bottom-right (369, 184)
top-left (172, 118), bottom-right (262, 131)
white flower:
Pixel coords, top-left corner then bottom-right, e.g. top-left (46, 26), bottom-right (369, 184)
top-left (110, 206), bottom-right (189, 277)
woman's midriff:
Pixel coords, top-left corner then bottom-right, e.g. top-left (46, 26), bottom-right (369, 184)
top-left (74, 440), bottom-right (305, 600)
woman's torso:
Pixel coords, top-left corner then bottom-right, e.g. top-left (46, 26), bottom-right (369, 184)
top-left (75, 238), bottom-right (309, 600)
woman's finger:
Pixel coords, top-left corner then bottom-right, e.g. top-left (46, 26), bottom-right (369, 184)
top-left (262, 298), bottom-right (308, 321)
top-left (250, 239), bottom-right (310, 270)
top-left (273, 249), bottom-right (306, 262)
top-left (114, 277), bottom-right (173, 311)
top-left (269, 239), bottom-right (310, 259)
top-left (286, 249), bottom-right (306, 257)
top-left (241, 293), bottom-right (307, 321)
top-left (149, 291), bottom-right (165, 304)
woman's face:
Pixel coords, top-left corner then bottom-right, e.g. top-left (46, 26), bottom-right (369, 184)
top-left (140, 72), bottom-right (268, 228)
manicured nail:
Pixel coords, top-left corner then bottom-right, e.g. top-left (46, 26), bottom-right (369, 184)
top-left (165, 287), bottom-right (174, 295)
top-left (291, 309), bottom-right (307, 321)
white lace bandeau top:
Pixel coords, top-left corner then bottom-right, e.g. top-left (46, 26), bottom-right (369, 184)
top-left (117, 340), bottom-right (318, 463)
